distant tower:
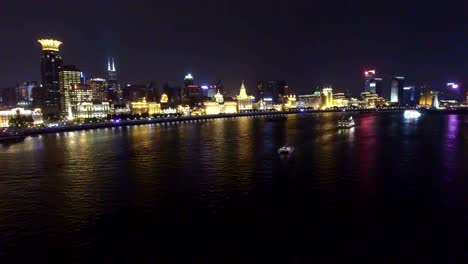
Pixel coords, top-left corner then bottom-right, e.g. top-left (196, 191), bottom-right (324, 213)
top-left (38, 39), bottom-right (63, 114)
top-left (390, 76), bottom-right (405, 103)
top-left (364, 70), bottom-right (375, 93)
top-left (107, 57), bottom-right (121, 103)
top-left (433, 91), bottom-right (440, 109)
top-left (108, 57), bottom-right (117, 82)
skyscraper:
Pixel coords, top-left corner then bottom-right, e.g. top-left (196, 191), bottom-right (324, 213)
top-left (183, 73), bottom-right (202, 107)
top-left (364, 70), bottom-right (375, 93)
top-left (390, 76), bottom-right (405, 103)
top-left (38, 39), bottom-right (63, 115)
top-left (107, 57), bottom-right (121, 103)
top-left (59, 65), bottom-right (82, 116)
top-left (369, 77), bottom-right (383, 96)
top-left (108, 57), bottom-right (117, 82)
top-left (87, 78), bottom-right (108, 103)
top-left (402, 86), bottom-right (416, 106)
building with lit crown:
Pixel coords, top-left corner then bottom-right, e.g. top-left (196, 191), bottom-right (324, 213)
top-left (38, 39), bottom-right (63, 115)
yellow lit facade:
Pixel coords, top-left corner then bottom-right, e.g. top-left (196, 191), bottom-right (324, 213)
top-left (237, 81), bottom-right (253, 111)
top-left (419, 91), bottom-right (433, 107)
top-left (160, 93), bottom-right (169, 103)
top-left (76, 102), bottom-right (111, 119)
top-left (284, 94), bottom-right (297, 109)
top-left (0, 108), bottom-right (43, 127)
top-left (59, 66), bottom-right (82, 116)
top-left (37, 39), bottom-right (62, 51)
top-left (223, 102), bottom-right (238, 113)
top-left (332, 93), bottom-right (348, 107)
top-left (322, 87), bottom-right (333, 109)
top-left (204, 101), bottom-right (238, 115)
top-left (130, 97), bottom-right (161, 115)
top-left (204, 102), bottom-right (221, 115)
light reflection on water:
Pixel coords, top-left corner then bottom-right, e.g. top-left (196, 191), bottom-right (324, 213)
top-left (1, 112), bottom-right (467, 261)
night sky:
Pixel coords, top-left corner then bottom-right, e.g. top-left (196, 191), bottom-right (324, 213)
top-left (0, 0), bottom-right (466, 95)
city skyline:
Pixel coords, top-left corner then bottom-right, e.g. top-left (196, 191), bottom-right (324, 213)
top-left (0, 0), bottom-right (466, 94)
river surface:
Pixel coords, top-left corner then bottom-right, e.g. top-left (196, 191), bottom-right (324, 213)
top-left (1, 112), bottom-right (467, 262)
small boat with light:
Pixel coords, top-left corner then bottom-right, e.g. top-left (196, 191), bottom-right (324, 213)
top-left (403, 110), bottom-right (421, 119)
top-left (338, 116), bottom-right (355, 128)
top-left (278, 145), bottom-right (294, 155)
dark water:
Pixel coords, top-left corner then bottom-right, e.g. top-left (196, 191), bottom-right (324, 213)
top-left (1, 112), bottom-right (467, 262)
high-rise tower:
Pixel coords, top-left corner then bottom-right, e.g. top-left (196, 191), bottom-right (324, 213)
top-left (108, 57), bottom-right (117, 82)
top-left (38, 39), bottom-right (63, 115)
top-left (59, 65), bottom-right (82, 117)
top-left (107, 57), bottom-right (121, 103)
top-left (364, 70), bottom-right (375, 93)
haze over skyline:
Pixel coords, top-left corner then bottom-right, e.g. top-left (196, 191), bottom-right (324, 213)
top-left (0, 0), bottom-right (466, 94)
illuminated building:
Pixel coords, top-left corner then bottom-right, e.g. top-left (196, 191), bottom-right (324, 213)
top-left (183, 73), bottom-right (202, 107)
top-left (322, 87), bottom-right (333, 109)
top-left (178, 105), bottom-right (191, 116)
top-left (204, 100), bottom-right (238, 115)
top-left (390, 76), bottom-right (405, 103)
top-left (0, 108), bottom-right (43, 127)
top-left (237, 81), bottom-right (253, 111)
top-left (16, 81), bottom-right (37, 107)
top-left (108, 57), bottom-right (117, 82)
top-left (332, 93), bottom-right (348, 107)
top-left (372, 78), bottom-right (384, 97)
top-left (214, 91), bottom-right (224, 104)
top-left (107, 57), bottom-right (121, 103)
top-left (360, 92), bottom-right (380, 107)
top-left (160, 93), bottom-right (169, 103)
top-left (130, 97), bottom-right (161, 115)
top-left (76, 102), bottom-right (111, 119)
top-left (204, 102), bottom-right (221, 115)
top-left (419, 85), bottom-right (433, 107)
top-left (402, 86), bottom-right (416, 106)
top-left (87, 78), bottom-right (108, 102)
top-left (433, 91), bottom-right (440, 109)
top-left (59, 65), bottom-right (82, 117)
top-left (284, 94), bottom-right (297, 109)
top-left (223, 102), bottom-right (238, 113)
top-left (364, 70), bottom-right (375, 92)
top-left (297, 92), bottom-right (322, 109)
top-left (38, 39), bottom-right (63, 115)
top-left (69, 84), bottom-right (93, 105)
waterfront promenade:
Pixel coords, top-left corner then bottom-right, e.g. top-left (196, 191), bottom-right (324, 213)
top-left (24, 107), bottom-right (466, 136)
